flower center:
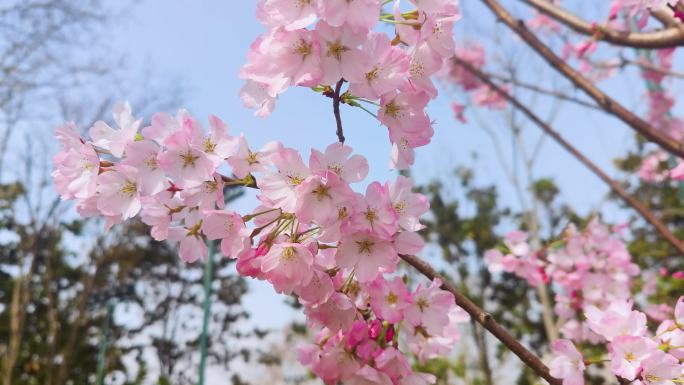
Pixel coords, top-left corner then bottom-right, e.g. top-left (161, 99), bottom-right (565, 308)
top-left (326, 40), bottom-right (349, 61)
top-left (202, 180), bottom-right (218, 193)
top-left (288, 174), bottom-right (303, 186)
top-left (180, 150), bottom-right (199, 168)
top-left (365, 66), bottom-right (381, 82)
top-left (328, 163), bottom-right (343, 175)
top-left (246, 151), bottom-right (259, 165)
top-left (203, 137), bottom-right (217, 153)
top-left (356, 239), bottom-right (374, 254)
top-left (410, 62), bottom-right (424, 77)
top-left (145, 156), bottom-right (158, 170)
top-left (417, 297), bottom-right (430, 311)
top-left (394, 201), bottom-right (406, 213)
top-left (364, 208), bottom-right (378, 224)
top-left (384, 100), bottom-right (401, 118)
top-left (294, 38), bottom-right (312, 58)
top-left (313, 184), bottom-right (331, 200)
top-left (386, 292), bottom-right (398, 305)
top-left (281, 247), bottom-right (297, 262)
top-left (120, 181), bottom-right (137, 197)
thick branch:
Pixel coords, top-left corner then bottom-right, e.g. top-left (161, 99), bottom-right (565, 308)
top-left (333, 79), bottom-right (345, 143)
top-left (522, 0), bottom-right (684, 48)
top-left (455, 56), bottom-right (684, 257)
top-left (399, 254), bottom-right (562, 385)
top-left (481, 0), bottom-right (684, 159)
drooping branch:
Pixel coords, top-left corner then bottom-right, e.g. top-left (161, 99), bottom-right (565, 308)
top-left (521, 0), bottom-right (684, 48)
top-left (454, 55), bottom-right (684, 257)
top-left (481, 0), bottom-right (684, 159)
top-left (399, 253), bottom-right (562, 385)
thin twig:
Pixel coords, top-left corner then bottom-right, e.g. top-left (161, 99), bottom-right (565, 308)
top-left (478, 69), bottom-right (602, 110)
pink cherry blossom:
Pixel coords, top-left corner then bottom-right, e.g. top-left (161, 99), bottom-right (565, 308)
top-left (346, 365), bottom-right (393, 385)
top-left (167, 212), bottom-right (208, 263)
top-left (261, 242), bottom-right (314, 294)
top-left (258, 146), bottom-right (311, 212)
top-left (309, 142), bottom-right (369, 183)
top-left (549, 339), bottom-right (585, 385)
top-left (348, 33), bottom-right (410, 100)
top-left (405, 279), bottom-right (454, 334)
top-left (389, 175), bottom-right (430, 232)
top-left (122, 140), bottom-right (166, 195)
top-left (96, 164), bottom-right (143, 220)
top-left (315, 21), bottom-right (367, 86)
top-left (609, 336), bottom-right (658, 380)
top-left (317, 0), bottom-right (381, 33)
top-left (368, 276), bottom-right (412, 323)
top-left (350, 182), bottom-right (399, 239)
top-left (256, 0), bottom-right (318, 30)
top-left (336, 232), bottom-right (398, 282)
top-left (295, 172), bottom-right (354, 227)
top-left (639, 350), bottom-right (680, 385)
top-left (374, 347), bottom-right (412, 380)
top-left (89, 101), bottom-right (139, 158)
top-left (201, 210), bottom-right (247, 258)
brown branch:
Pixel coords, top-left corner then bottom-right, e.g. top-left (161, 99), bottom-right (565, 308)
top-left (399, 253), bottom-right (562, 385)
top-left (333, 79), bottom-right (346, 143)
top-left (480, 0), bottom-right (684, 159)
top-left (522, 0), bottom-right (684, 48)
top-left (454, 56), bottom-right (684, 257)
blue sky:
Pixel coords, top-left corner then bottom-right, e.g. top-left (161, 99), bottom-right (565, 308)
top-left (110, 0), bottom-right (647, 333)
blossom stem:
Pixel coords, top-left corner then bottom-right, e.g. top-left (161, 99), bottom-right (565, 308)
top-left (242, 208), bottom-right (281, 222)
top-left (355, 104), bottom-right (379, 119)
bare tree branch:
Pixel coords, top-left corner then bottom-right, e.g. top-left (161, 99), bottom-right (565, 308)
top-left (522, 0), bottom-right (684, 48)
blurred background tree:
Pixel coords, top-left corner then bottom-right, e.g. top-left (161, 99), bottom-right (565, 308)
top-left (0, 2), bottom-right (259, 385)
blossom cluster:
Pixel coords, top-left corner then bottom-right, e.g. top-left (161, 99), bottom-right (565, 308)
top-left (483, 221), bottom-right (684, 385)
top-left (634, 48), bottom-right (684, 183)
top-left (550, 297), bottom-right (684, 385)
top-left (443, 41), bottom-right (509, 117)
top-left (52, 104), bottom-right (469, 385)
top-left (485, 220), bottom-right (640, 341)
top-left (239, 0), bottom-right (461, 169)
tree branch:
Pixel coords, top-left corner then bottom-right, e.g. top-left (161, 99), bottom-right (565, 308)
top-left (522, 0), bottom-right (684, 48)
top-left (333, 79), bottom-right (345, 143)
top-left (480, 0), bottom-right (684, 159)
top-left (483, 70), bottom-right (601, 110)
top-left (454, 55), bottom-right (684, 257)
top-left (399, 253), bottom-right (562, 385)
